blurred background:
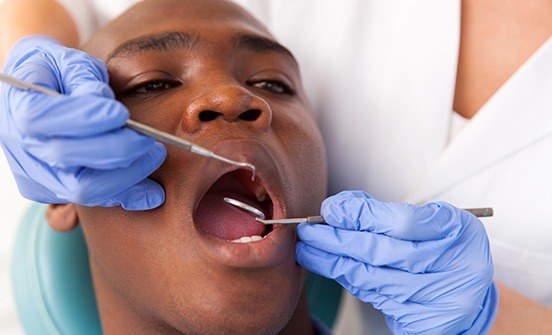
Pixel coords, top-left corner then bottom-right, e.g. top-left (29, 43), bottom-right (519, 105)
top-left (0, 0), bottom-right (29, 332)
top-left (0, 146), bottom-right (28, 335)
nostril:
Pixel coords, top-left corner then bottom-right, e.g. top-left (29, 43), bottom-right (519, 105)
top-left (199, 110), bottom-right (222, 122)
top-left (197, 109), bottom-right (263, 122)
top-left (239, 109), bottom-right (262, 121)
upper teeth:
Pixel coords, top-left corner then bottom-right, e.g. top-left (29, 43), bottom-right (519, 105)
top-left (231, 235), bottom-right (264, 243)
top-left (255, 186), bottom-right (267, 202)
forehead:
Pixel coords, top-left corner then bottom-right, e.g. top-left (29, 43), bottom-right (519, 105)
top-left (84, 0), bottom-right (273, 60)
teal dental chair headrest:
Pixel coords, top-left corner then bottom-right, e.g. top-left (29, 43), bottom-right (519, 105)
top-left (12, 204), bottom-right (101, 335)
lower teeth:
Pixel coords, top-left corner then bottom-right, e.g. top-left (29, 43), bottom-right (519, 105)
top-left (230, 235), bottom-right (264, 243)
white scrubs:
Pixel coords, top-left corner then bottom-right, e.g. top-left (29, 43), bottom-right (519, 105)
top-left (52, 0), bottom-right (552, 334)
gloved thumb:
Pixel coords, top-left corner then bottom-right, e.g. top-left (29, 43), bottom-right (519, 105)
top-left (321, 191), bottom-right (458, 241)
top-left (110, 178), bottom-right (166, 210)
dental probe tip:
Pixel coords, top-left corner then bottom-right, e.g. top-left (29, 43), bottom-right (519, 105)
top-left (246, 164), bottom-right (256, 181)
top-left (210, 153), bottom-right (256, 180)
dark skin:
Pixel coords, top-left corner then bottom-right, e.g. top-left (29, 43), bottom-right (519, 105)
top-left (47, 0), bottom-right (327, 334)
top-left (20, 0), bottom-right (552, 333)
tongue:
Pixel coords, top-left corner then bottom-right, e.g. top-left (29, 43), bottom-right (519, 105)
top-left (194, 193), bottom-right (267, 240)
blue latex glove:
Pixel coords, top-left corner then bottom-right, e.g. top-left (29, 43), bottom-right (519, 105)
top-left (0, 35), bottom-right (167, 210)
top-left (296, 191), bottom-right (498, 335)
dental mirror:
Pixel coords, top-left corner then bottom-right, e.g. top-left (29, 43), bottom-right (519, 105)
top-left (223, 197), bottom-right (265, 220)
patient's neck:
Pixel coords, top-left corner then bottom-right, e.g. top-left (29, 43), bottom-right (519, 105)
top-left (92, 271), bottom-right (315, 335)
top-left (278, 293), bottom-right (315, 335)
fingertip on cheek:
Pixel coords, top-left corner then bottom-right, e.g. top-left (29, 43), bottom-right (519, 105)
top-left (294, 242), bottom-right (317, 270)
top-left (149, 142), bottom-right (168, 167)
top-left (295, 223), bottom-right (319, 242)
top-left (294, 241), bottom-right (304, 256)
top-left (71, 81), bottom-right (113, 98)
top-left (320, 191), bottom-right (354, 213)
top-left (153, 141), bottom-right (168, 157)
top-left (295, 240), bottom-right (326, 260)
top-left (295, 222), bottom-right (307, 234)
top-left (320, 195), bottom-right (334, 209)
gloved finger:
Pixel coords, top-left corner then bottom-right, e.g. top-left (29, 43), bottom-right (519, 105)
top-left (48, 51), bottom-right (111, 97)
top-left (52, 142), bottom-right (166, 204)
top-left (297, 222), bottom-right (459, 273)
top-left (96, 178), bottom-right (166, 210)
top-left (23, 128), bottom-right (157, 169)
top-left (6, 45), bottom-right (127, 137)
top-left (9, 168), bottom-right (67, 204)
top-left (7, 58), bottom-right (63, 94)
top-left (348, 283), bottom-right (487, 335)
top-left (335, 284), bottom-right (416, 323)
top-left (341, 286), bottom-right (449, 335)
top-left (376, 284), bottom-right (498, 335)
top-left (296, 242), bottom-right (458, 303)
top-left (9, 90), bottom-right (129, 137)
top-left (7, 36), bottom-right (111, 96)
top-left (321, 191), bottom-right (457, 241)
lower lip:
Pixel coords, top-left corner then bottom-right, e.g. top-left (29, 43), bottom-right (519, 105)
top-left (198, 223), bottom-right (296, 268)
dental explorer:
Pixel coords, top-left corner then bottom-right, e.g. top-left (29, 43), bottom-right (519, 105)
top-left (0, 73), bottom-right (256, 176)
top-left (223, 197), bottom-right (493, 225)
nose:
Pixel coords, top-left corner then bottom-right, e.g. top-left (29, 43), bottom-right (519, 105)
top-left (182, 84), bottom-right (272, 133)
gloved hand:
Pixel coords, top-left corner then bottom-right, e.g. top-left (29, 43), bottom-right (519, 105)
top-left (296, 191), bottom-right (498, 335)
top-left (0, 35), bottom-right (166, 210)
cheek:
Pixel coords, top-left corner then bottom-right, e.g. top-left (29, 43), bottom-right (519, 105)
top-left (123, 91), bottom-right (185, 131)
top-left (75, 206), bottom-right (203, 314)
top-left (273, 106), bottom-right (328, 215)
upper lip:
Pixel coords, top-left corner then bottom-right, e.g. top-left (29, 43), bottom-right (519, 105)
top-left (192, 139), bottom-right (287, 223)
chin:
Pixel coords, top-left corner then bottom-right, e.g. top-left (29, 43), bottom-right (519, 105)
top-left (165, 273), bottom-right (304, 335)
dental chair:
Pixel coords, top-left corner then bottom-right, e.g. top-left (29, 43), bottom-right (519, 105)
top-left (12, 204), bottom-right (101, 335)
top-left (12, 204), bottom-right (341, 334)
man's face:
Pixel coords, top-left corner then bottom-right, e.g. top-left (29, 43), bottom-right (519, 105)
top-left (78, 0), bottom-right (327, 334)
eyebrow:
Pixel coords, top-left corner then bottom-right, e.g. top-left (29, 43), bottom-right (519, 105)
top-left (107, 31), bottom-right (297, 64)
top-left (234, 34), bottom-right (297, 63)
top-left (107, 32), bottom-right (198, 61)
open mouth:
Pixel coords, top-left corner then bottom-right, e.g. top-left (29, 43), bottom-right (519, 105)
top-left (193, 169), bottom-right (275, 242)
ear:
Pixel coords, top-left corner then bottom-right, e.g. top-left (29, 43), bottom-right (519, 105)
top-left (45, 204), bottom-right (78, 232)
